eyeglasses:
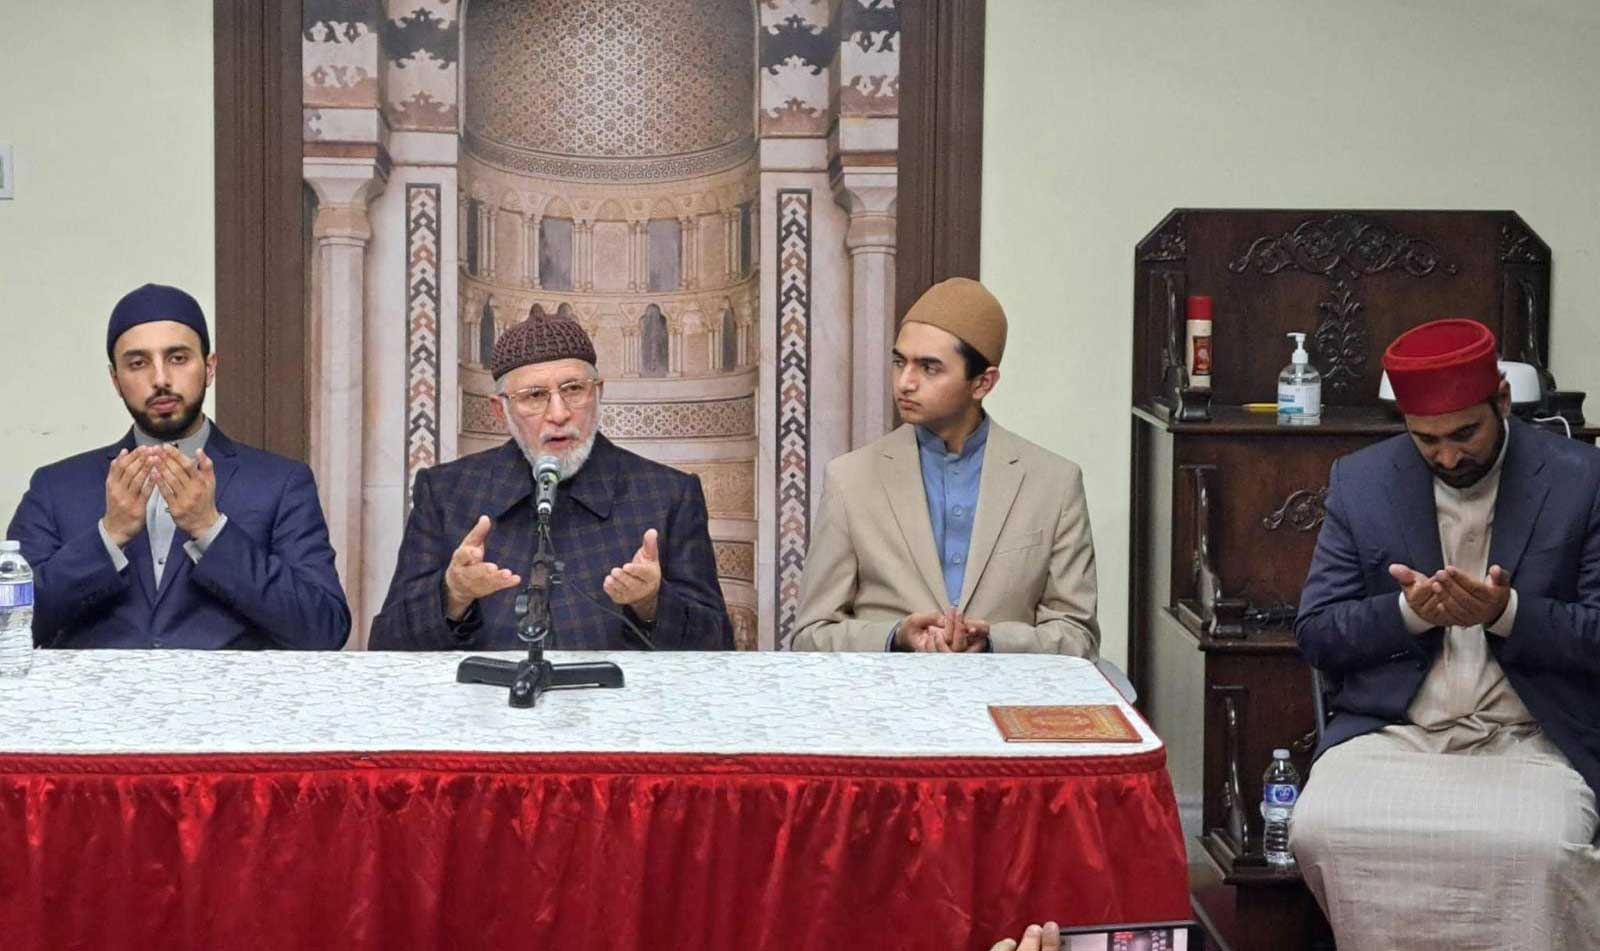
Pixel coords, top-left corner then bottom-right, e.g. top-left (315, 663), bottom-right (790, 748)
top-left (500, 379), bottom-right (599, 417)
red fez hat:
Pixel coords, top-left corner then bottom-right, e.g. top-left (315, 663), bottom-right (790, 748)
top-left (1382, 318), bottom-right (1500, 416)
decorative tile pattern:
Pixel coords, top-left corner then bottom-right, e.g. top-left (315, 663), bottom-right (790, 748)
top-left (676, 462), bottom-right (757, 518)
top-left (461, 392), bottom-right (505, 437)
top-left (382, 3), bottom-right (459, 131)
top-left (600, 396), bottom-right (756, 439)
top-left (463, 0), bottom-right (753, 160)
top-left (381, 5), bottom-right (456, 65)
top-left (836, 0), bottom-right (900, 117)
top-left (759, 3), bottom-right (832, 138)
top-left (775, 190), bottom-right (812, 647)
top-left (406, 184), bottom-right (443, 515)
top-left (713, 541), bottom-right (756, 583)
top-left (465, 133), bottom-right (756, 184)
top-left (303, 0), bottom-right (383, 108)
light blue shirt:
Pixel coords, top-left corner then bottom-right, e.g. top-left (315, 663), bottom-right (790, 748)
top-left (915, 416), bottom-right (990, 607)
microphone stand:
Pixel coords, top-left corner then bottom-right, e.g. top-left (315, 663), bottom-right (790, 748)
top-left (455, 510), bottom-right (625, 708)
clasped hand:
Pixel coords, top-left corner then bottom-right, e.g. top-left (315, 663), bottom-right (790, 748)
top-left (1389, 562), bottom-right (1511, 629)
top-left (896, 605), bottom-right (990, 652)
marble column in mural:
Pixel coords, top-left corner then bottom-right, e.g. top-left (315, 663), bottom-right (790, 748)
top-left (679, 215), bottom-right (697, 289)
top-left (575, 220), bottom-right (594, 291)
top-left (304, 156), bottom-right (387, 620)
top-left (527, 214), bottom-right (542, 288)
top-left (484, 206), bottom-right (497, 279)
top-left (723, 210), bottom-right (737, 282)
top-left (835, 172), bottom-right (898, 449)
top-left (625, 220), bottom-right (638, 291)
top-left (633, 221), bottom-right (649, 290)
top-left (509, 209), bottom-right (526, 286)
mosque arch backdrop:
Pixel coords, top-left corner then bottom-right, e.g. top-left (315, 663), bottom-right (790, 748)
top-left (301, 0), bottom-right (906, 648)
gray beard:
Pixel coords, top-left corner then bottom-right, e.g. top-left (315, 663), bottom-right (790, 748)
top-left (511, 426), bottom-right (597, 483)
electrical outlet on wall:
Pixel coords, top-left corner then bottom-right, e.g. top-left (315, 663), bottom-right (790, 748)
top-left (0, 144), bottom-right (13, 200)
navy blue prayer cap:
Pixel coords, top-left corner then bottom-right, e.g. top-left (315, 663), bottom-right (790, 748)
top-left (106, 284), bottom-right (211, 362)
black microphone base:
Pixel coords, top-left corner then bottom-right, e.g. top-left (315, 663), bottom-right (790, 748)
top-left (456, 655), bottom-right (625, 708)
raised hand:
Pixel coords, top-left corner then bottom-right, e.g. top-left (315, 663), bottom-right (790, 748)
top-left (1431, 564), bottom-right (1513, 629)
top-left (153, 444), bottom-right (220, 538)
top-left (444, 515), bottom-right (521, 620)
top-left (1390, 562), bottom-right (1512, 629)
top-left (603, 528), bottom-right (663, 620)
top-left (1389, 562), bottom-right (1452, 629)
top-left (103, 447), bottom-right (156, 546)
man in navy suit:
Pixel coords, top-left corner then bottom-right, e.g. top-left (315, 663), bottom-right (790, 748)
top-left (368, 310), bottom-right (732, 651)
top-left (6, 284), bottom-right (350, 649)
top-left (1292, 319), bottom-right (1599, 948)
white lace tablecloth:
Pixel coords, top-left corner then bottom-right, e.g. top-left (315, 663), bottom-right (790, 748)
top-left (0, 650), bottom-right (1160, 759)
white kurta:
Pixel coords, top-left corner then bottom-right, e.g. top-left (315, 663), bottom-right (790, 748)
top-left (1292, 434), bottom-right (1600, 950)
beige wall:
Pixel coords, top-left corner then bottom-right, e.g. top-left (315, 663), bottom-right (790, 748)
top-left (981, 0), bottom-right (1600, 666)
top-left (0, 1), bottom-right (214, 530)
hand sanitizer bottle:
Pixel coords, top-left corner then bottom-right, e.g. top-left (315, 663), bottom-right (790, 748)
top-left (1277, 333), bottom-right (1321, 426)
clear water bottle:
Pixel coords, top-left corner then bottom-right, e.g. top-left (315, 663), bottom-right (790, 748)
top-left (1261, 748), bottom-right (1300, 868)
top-left (0, 540), bottom-right (35, 677)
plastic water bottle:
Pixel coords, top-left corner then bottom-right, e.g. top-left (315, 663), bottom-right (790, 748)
top-left (1261, 748), bottom-right (1300, 868)
top-left (0, 540), bottom-right (35, 677)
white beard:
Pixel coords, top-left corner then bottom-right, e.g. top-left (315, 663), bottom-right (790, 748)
top-left (510, 425), bottom-right (597, 483)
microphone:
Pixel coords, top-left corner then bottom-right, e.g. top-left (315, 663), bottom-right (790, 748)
top-left (535, 455), bottom-right (561, 519)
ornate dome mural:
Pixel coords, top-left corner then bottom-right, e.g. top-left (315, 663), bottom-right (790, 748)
top-left (301, 0), bottom-right (900, 652)
top-left (465, 0), bottom-right (755, 180)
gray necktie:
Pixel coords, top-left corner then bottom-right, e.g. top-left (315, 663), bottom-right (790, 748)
top-left (147, 485), bottom-right (175, 586)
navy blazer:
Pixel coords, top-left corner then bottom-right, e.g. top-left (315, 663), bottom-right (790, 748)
top-left (1297, 419), bottom-right (1600, 795)
top-left (6, 425), bottom-right (350, 649)
top-left (369, 434), bottom-right (733, 651)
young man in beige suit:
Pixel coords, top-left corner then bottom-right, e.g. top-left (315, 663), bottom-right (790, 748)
top-left (789, 278), bottom-right (1099, 655)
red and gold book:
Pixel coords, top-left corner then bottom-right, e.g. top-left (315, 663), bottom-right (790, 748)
top-left (988, 704), bottom-right (1142, 743)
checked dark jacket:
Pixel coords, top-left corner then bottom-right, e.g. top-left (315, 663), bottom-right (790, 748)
top-left (369, 434), bottom-right (733, 651)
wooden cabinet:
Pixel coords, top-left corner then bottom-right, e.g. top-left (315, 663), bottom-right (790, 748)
top-left (1125, 209), bottom-right (1574, 950)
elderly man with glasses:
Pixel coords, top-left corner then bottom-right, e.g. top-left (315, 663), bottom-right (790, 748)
top-left (369, 310), bottom-right (733, 651)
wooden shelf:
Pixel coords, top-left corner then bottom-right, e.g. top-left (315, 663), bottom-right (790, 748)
top-left (1165, 603), bottom-right (1300, 654)
top-left (1190, 850), bottom-right (1337, 951)
top-left (1133, 402), bottom-right (1407, 436)
top-left (1203, 831), bottom-right (1307, 888)
top-left (1135, 400), bottom-right (1598, 440)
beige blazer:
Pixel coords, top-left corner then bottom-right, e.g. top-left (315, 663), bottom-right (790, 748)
top-left (789, 421), bottom-right (1099, 655)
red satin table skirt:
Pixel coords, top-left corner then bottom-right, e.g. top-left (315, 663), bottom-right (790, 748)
top-left (0, 749), bottom-right (1188, 950)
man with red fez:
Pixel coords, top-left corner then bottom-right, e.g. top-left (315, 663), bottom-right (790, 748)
top-left (369, 310), bottom-right (733, 651)
top-left (790, 277), bottom-right (1099, 655)
top-left (6, 284), bottom-right (350, 649)
top-left (1293, 319), bottom-right (1600, 948)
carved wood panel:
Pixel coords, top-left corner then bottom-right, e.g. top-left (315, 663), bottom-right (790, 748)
top-left (1133, 209), bottom-right (1550, 412)
top-left (1169, 434), bottom-right (1373, 611)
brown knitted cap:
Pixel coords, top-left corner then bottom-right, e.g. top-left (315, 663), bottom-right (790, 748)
top-left (490, 312), bottom-right (597, 379)
top-left (901, 277), bottom-right (1007, 365)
